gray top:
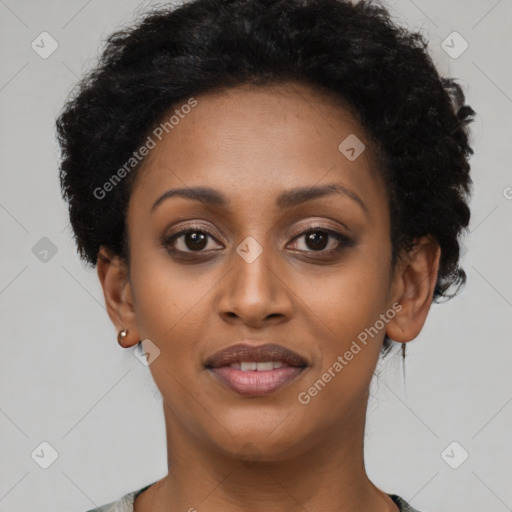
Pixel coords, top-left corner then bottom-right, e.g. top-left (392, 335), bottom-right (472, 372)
top-left (85, 482), bottom-right (423, 512)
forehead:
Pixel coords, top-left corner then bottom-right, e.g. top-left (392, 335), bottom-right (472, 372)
top-left (130, 82), bottom-right (386, 215)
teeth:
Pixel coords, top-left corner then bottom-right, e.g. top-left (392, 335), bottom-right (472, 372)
top-left (256, 361), bottom-right (274, 371)
top-left (230, 361), bottom-right (286, 371)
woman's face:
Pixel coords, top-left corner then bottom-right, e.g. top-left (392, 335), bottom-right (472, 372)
top-left (123, 82), bottom-right (400, 460)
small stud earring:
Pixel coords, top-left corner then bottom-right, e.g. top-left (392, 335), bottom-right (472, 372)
top-left (117, 329), bottom-right (128, 347)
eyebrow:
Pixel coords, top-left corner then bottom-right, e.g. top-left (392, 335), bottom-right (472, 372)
top-left (151, 183), bottom-right (368, 215)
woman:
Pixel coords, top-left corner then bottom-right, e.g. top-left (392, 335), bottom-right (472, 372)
top-left (56, 0), bottom-right (475, 510)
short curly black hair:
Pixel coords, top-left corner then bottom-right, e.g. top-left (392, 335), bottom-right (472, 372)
top-left (56, 0), bottom-right (475, 355)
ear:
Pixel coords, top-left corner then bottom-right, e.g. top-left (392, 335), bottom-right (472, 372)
top-left (386, 236), bottom-right (441, 343)
top-left (96, 246), bottom-right (140, 348)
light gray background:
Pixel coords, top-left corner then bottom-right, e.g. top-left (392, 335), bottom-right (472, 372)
top-left (1, 0), bottom-right (511, 511)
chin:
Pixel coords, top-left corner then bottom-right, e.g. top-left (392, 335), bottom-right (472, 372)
top-left (205, 414), bottom-right (313, 462)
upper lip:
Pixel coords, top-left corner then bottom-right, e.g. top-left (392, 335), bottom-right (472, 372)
top-left (204, 342), bottom-right (308, 368)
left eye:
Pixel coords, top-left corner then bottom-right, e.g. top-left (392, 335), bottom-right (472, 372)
top-left (288, 228), bottom-right (349, 252)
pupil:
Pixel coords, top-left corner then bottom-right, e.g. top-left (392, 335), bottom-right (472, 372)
top-left (186, 232), bottom-right (207, 251)
top-left (306, 231), bottom-right (328, 251)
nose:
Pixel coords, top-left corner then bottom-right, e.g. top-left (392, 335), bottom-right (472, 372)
top-left (216, 242), bottom-right (294, 329)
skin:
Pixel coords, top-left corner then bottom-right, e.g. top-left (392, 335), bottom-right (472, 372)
top-left (97, 82), bottom-right (440, 512)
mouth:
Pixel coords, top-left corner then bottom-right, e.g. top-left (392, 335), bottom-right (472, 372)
top-left (204, 342), bottom-right (308, 397)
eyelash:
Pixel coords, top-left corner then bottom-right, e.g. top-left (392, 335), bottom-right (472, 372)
top-left (162, 224), bottom-right (352, 258)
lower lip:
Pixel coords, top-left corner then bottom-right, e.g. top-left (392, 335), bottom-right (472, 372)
top-left (208, 366), bottom-right (305, 396)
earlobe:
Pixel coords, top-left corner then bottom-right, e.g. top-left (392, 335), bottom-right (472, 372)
top-left (96, 247), bottom-right (141, 347)
top-left (386, 237), bottom-right (441, 343)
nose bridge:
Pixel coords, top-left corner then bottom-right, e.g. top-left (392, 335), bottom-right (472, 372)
top-left (235, 236), bottom-right (273, 293)
top-left (217, 234), bottom-right (292, 324)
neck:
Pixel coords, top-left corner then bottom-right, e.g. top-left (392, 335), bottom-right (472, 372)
top-left (136, 392), bottom-right (398, 512)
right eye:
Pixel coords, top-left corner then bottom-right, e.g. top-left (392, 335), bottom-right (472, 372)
top-left (162, 226), bottom-right (223, 253)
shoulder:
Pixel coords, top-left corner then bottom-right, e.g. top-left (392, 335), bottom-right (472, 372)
top-left (84, 480), bottom-right (159, 512)
top-left (84, 489), bottom-right (139, 512)
top-left (84, 491), bottom-right (136, 512)
top-left (85, 489), bottom-right (424, 512)
top-left (388, 494), bottom-right (425, 512)
top-left (84, 481), bottom-right (157, 512)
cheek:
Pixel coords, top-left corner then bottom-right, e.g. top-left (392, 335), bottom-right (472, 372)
top-left (128, 250), bottom-right (213, 353)
top-left (292, 267), bottom-right (389, 427)
top-left (297, 252), bottom-right (391, 341)
top-left (292, 245), bottom-right (392, 407)
top-left (128, 255), bottom-right (213, 409)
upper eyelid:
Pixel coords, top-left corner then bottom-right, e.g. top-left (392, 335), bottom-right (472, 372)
top-left (167, 223), bottom-right (347, 237)
top-left (165, 224), bottom-right (349, 248)
top-left (289, 224), bottom-right (348, 238)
